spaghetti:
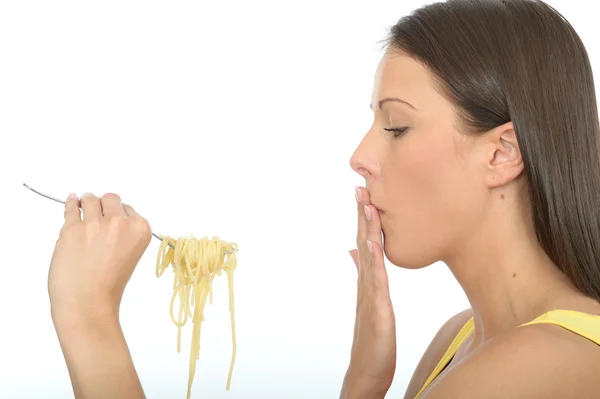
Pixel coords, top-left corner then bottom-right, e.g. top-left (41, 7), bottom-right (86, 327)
top-left (155, 235), bottom-right (238, 399)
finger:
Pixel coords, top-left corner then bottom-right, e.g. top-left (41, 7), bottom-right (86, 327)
top-left (367, 239), bottom-right (391, 297)
top-left (123, 204), bottom-right (138, 218)
top-left (80, 192), bottom-right (102, 221)
top-left (356, 186), bottom-right (378, 270)
top-left (364, 203), bottom-right (383, 252)
top-left (123, 204), bottom-right (149, 230)
top-left (349, 249), bottom-right (359, 271)
top-left (123, 204), bottom-right (152, 245)
top-left (350, 248), bottom-right (361, 344)
top-left (63, 193), bottom-right (81, 227)
top-left (100, 193), bottom-right (126, 217)
top-left (355, 186), bottom-right (371, 247)
top-left (360, 203), bottom-right (384, 274)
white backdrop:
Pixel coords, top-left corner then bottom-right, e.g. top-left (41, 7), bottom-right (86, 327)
top-left (0, 1), bottom-right (597, 398)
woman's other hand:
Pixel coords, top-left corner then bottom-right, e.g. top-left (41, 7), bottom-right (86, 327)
top-left (48, 192), bottom-right (152, 323)
top-left (48, 192), bottom-right (150, 399)
top-left (340, 186), bottom-right (397, 399)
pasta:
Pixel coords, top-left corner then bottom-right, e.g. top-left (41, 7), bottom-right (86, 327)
top-left (155, 235), bottom-right (238, 399)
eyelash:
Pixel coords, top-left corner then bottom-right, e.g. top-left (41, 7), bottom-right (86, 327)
top-left (384, 127), bottom-right (409, 138)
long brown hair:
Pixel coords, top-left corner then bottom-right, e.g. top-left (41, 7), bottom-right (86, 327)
top-left (383, 0), bottom-right (600, 301)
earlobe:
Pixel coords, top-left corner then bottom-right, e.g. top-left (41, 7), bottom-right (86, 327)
top-left (485, 124), bottom-right (524, 188)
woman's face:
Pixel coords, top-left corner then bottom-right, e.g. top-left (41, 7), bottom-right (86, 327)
top-left (350, 51), bottom-right (488, 269)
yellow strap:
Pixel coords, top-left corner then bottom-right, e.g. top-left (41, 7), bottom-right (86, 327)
top-left (519, 309), bottom-right (600, 344)
top-left (413, 317), bottom-right (474, 399)
top-left (413, 309), bottom-right (600, 399)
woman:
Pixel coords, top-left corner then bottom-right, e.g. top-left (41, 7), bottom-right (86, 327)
top-left (48, 0), bottom-right (600, 398)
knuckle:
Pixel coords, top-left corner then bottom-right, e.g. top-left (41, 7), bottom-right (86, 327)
top-left (101, 192), bottom-right (121, 202)
top-left (355, 238), bottom-right (366, 252)
top-left (81, 192), bottom-right (98, 202)
top-left (108, 214), bottom-right (127, 228)
top-left (81, 197), bottom-right (99, 207)
top-left (59, 221), bottom-right (80, 238)
top-left (134, 217), bottom-right (152, 240)
top-left (64, 202), bottom-right (78, 214)
top-left (356, 230), bottom-right (366, 242)
top-left (84, 218), bottom-right (101, 233)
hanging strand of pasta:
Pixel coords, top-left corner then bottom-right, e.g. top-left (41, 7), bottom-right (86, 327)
top-left (224, 247), bottom-right (236, 391)
top-left (156, 235), bottom-right (238, 399)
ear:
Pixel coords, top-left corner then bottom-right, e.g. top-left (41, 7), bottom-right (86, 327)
top-left (485, 122), bottom-right (524, 188)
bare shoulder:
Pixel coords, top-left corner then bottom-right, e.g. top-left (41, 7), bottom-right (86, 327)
top-left (403, 308), bottom-right (473, 399)
top-left (420, 322), bottom-right (600, 399)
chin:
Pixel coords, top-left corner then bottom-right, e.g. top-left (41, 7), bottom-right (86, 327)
top-left (383, 234), bottom-right (437, 270)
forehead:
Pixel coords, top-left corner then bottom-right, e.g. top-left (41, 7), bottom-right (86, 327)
top-left (372, 51), bottom-right (441, 109)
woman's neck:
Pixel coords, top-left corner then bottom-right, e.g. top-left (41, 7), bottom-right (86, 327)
top-left (444, 202), bottom-right (580, 348)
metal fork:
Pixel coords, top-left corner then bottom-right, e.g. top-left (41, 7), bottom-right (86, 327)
top-left (23, 183), bottom-right (235, 254)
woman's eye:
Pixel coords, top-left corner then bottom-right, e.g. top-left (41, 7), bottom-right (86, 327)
top-left (384, 126), bottom-right (409, 138)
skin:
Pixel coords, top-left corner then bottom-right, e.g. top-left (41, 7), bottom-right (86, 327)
top-left (50, 192), bottom-right (149, 399)
top-left (47, 50), bottom-right (600, 398)
top-left (341, 48), bottom-right (600, 398)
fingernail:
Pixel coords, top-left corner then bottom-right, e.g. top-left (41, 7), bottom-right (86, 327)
top-left (364, 205), bottom-right (372, 221)
top-left (367, 240), bottom-right (373, 254)
top-left (355, 186), bottom-right (363, 203)
top-left (67, 193), bottom-right (77, 201)
top-left (80, 192), bottom-right (93, 200)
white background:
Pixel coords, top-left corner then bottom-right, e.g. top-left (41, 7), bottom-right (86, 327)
top-left (0, 1), bottom-right (597, 398)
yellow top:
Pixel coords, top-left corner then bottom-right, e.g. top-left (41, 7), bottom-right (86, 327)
top-left (413, 309), bottom-right (600, 399)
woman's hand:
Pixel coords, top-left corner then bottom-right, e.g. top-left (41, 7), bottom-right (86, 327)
top-left (49, 192), bottom-right (152, 323)
top-left (48, 192), bottom-right (151, 399)
top-left (340, 186), bottom-right (397, 399)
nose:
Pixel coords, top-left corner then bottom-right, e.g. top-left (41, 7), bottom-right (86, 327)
top-left (350, 136), bottom-right (381, 179)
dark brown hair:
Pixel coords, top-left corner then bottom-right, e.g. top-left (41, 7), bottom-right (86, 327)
top-left (384, 0), bottom-right (600, 301)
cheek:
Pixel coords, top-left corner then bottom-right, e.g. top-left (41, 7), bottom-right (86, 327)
top-left (382, 138), bottom-right (474, 267)
top-left (390, 137), bottom-right (458, 221)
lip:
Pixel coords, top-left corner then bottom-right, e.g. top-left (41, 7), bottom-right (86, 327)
top-left (370, 201), bottom-right (384, 213)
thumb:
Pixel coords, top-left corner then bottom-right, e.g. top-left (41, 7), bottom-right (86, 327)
top-left (349, 249), bottom-right (359, 271)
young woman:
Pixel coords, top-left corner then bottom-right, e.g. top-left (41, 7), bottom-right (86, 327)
top-left (47, 1), bottom-right (600, 398)
top-left (342, 1), bottom-right (600, 398)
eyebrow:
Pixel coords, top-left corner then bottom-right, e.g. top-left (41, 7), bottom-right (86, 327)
top-left (369, 97), bottom-right (417, 111)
